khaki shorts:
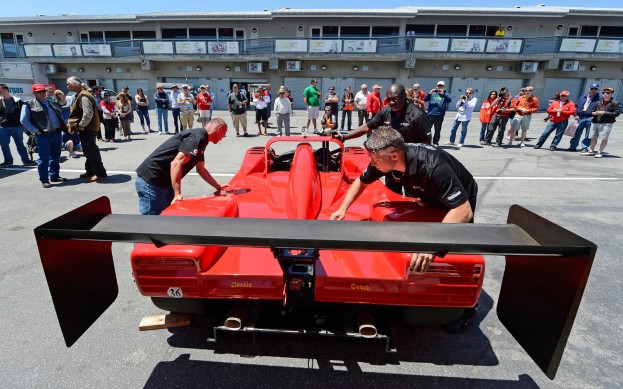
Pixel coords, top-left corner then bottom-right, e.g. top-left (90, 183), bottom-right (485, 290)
top-left (510, 115), bottom-right (532, 131)
top-left (589, 123), bottom-right (613, 140)
top-left (231, 112), bottom-right (248, 130)
top-left (307, 105), bottom-right (319, 119)
top-left (198, 110), bottom-right (211, 118)
top-left (180, 113), bottom-right (194, 129)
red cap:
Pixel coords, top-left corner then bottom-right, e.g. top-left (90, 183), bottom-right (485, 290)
top-left (373, 84), bottom-right (382, 89)
top-left (32, 83), bottom-right (46, 92)
top-left (560, 90), bottom-right (570, 96)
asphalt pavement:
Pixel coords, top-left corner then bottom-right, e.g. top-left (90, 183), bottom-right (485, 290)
top-left (1, 109), bottom-right (621, 388)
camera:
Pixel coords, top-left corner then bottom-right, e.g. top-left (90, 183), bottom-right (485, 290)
top-left (499, 91), bottom-right (507, 98)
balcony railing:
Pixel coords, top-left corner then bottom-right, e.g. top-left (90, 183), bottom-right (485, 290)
top-left (6, 36), bottom-right (623, 60)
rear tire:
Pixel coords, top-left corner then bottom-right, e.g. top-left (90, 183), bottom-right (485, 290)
top-left (151, 297), bottom-right (207, 314)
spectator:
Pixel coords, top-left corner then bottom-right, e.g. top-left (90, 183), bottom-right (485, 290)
top-left (62, 130), bottom-right (82, 158)
top-left (134, 87), bottom-right (151, 134)
top-left (479, 91), bottom-right (497, 144)
top-left (169, 85), bottom-right (182, 134)
top-left (303, 78), bottom-right (321, 134)
top-left (253, 85), bottom-right (270, 136)
top-left (320, 105), bottom-right (337, 134)
top-left (324, 86), bottom-right (339, 129)
top-left (196, 86), bottom-right (212, 128)
top-left (446, 88), bottom-right (477, 147)
top-left (116, 92), bottom-right (133, 141)
top-left (495, 25), bottom-right (505, 37)
top-left (100, 92), bottom-right (118, 142)
top-left (45, 86), bottom-right (55, 102)
top-left (510, 86), bottom-right (539, 147)
top-left (206, 84), bottom-right (215, 121)
top-left (484, 87), bottom-right (514, 147)
top-left (340, 86), bottom-right (354, 132)
top-left (227, 84), bottom-right (248, 136)
top-left (581, 87), bottom-right (620, 158)
top-left (53, 90), bottom-right (72, 122)
top-left (93, 86), bottom-right (104, 141)
top-left (20, 84), bottom-right (66, 188)
top-left (570, 84), bottom-right (600, 152)
top-left (534, 90), bottom-right (576, 151)
top-left (264, 84), bottom-right (272, 127)
top-left (134, 118), bottom-right (228, 215)
top-left (273, 86), bottom-right (292, 136)
top-left (0, 83), bottom-right (36, 167)
top-left (411, 83), bottom-right (426, 110)
top-left (66, 76), bottom-right (107, 182)
top-left (154, 84), bottom-right (171, 135)
top-left (542, 92), bottom-right (560, 123)
top-left (354, 84), bottom-right (370, 127)
top-left (178, 85), bottom-right (196, 131)
top-left (424, 81), bottom-right (452, 146)
top-left (367, 84), bottom-right (382, 120)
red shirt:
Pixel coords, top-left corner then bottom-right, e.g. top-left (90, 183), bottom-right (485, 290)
top-left (367, 91), bottom-right (381, 114)
top-left (546, 100), bottom-right (576, 123)
top-left (197, 93), bottom-right (212, 110)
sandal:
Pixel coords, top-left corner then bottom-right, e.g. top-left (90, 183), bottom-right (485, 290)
top-left (243, 132), bottom-right (249, 137)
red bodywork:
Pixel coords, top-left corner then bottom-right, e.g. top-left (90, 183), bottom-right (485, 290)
top-left (131, 136), bottom-right (484, 309)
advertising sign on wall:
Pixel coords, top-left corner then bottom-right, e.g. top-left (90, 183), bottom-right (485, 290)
top-left (485, 39), bottom-right (522, 53)
top-left (175, 41), bottom-right (207, 54)
top-left (450, 39), bottom-right (486, 53)
top-left (23, 45), bottom-right (53, 57)
top-left (275, 40), bottom-right (308, 53)
top-left (342, 40), bottom-right (377, 53)
top-left (595, 40), bottom-right (623, 53)
top-left (53, 44), bottom-right (82, 57)
top-left (413, 38), bottom-right (450, 52)
top-left (559, 39), bottom-right (596, 53)
top-left (142, 41), bottom-right (174, 54)
top-left (309, 40), bottom-right (341, 53)
top-left (207, 42), bottom-right (239, 54)
top-left (82, 44), bottom-right (112, 56)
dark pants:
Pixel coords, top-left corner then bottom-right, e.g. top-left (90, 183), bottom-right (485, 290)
top-left (81, 130), bottom-right (107, 177)
top-left (341, 110), bottom-right (353, 131)
top-left (103, 118), bottom-right (116, 141)
top-left (97, 110), bottom-right (104, 139)
top-left (357, 110), bottom-right (369, 127)
top-left (485, 115), bottom-right (510, 144)
top-left (136, 107), bottom-right (150, 126)
top-left (569, 117), bottom-right (592, 150)
top-left (429, 115), bottom-right (445, 145)
top-left (172, 107), bottom-right (181, 132)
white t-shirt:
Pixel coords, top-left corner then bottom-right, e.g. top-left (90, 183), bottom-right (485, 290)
top-left (354, 91), bottom-right (369, 110)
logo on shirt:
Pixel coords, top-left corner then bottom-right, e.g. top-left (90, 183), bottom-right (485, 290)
top-left (191, 149), bottom-right (198, 156)
top-left (447, 190), bottom-right (462, 201)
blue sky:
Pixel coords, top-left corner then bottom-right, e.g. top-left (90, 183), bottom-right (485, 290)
top-left (2, 1), bottom-right (601, 16)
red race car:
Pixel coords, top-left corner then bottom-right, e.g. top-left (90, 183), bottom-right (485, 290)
top-left (35, 136), bottom-right (595, 380)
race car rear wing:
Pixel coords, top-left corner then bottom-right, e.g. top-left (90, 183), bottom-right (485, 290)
top-left (34, 196), bottom-right (596, 380)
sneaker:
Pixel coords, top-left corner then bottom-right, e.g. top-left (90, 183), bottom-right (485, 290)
top-left (313, 128), bottom-right (319, 134)
top-left (42, 182), bottom-right (52, 188)
top-left (549, 147), bottom-right (556, 151)
top-left (70, 153), bottom-right (79, 158)
top-left (520, 143), bottom-right (525, 148)
top-left (0, 161), bottom-right (13, 167)
top-left (433, 143), bottom-right (439, 147)
top-left (444, 141), bottom-right (456, 146)
top-left (50, 177), bottom-right (67, 183)
top-left (22, 160), bottom-right (37, 165)
top-left (159, 132), bottom-right (164, 135)
top-left (580, 148), bottom-right (588, 153)
top-left (457, 143), bottom-right (463, 148)
top-left (483, 142), bottom-right (491, 146)
top-left (595, 152), bottom-right (603, 158)
top-left (580, 150), bottom-right (595, 156)
top-left (479, 140), bottom-right (486, 145)
top-left (533, 145), bottom-right (542, 149)
top-left (491, 143), bottom-right (500, 148)
top-left (566, 147), bottom-right (577, 152)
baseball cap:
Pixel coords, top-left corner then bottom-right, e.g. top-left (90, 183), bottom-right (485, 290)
top-left (373, 84), bottom-right (382, 89)
top-left (560, 90), bottom-right (570, 96)
top-left (437, 81), bottom-right (445, 86)
top-left (602, 87), bottom-right (614, 93)
top-left (590, 83), bottom-right (600, 90)
top-left (32, 84), bottom-right (46, 93)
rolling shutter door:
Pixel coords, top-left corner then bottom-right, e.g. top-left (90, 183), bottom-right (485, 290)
top-left (483, 78), bottom-right (525, 98)
top-left (353, 78), bottom-right (395, 91)
top-left (284, 77), bottom-right (322, 110)
top-left (542, 78), bottom-right (583, 110)
top-left (410, 77), bottom-right (451, 92)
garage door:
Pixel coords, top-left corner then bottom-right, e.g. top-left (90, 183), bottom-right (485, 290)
top-left (483, 78), bottom-right (525, 98)
top-left (542, 78), bottom-right (583, 110)
top-left (284, 77), bottom-right (323, 110)
top-left (409, 77), bottom-right (451, 93)
top-left (115, 80), bottom-right (150, 108)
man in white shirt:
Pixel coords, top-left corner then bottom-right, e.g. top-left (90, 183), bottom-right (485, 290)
top-left (170, 85), bottom-right (182, 133)
top-left (446, 88), bottom-right (477, 147)
top-left (253, 85), bottom-right (271, 136)
top-left (354, 84), bottom-right (370, 127)
top-left (273, 86), bottom-right (292, 136)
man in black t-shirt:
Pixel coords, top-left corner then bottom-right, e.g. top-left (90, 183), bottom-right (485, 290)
top-left (135, 118), bottom-right (228, 215)
top-left (330, 126), bottom-right (478, 274)
top-left (334, 83), bottom-right (432, 145)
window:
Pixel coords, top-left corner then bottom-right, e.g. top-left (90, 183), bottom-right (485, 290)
top-left (162, 29), bottom-right (187, 39)
top-left (340, 26), bottom-right (370, 38)
top-left (1, 33), bottom-right (17, 58)
top-left (80, 33), bottom-right (89, 42)
top-left (580, 25), bottom-right (599, 37)
top-left (89, 31), bottom-right (104, 43)
top-left (105, 31), bottom-right (131, 42)
top-left (407, 24), bottom-right (435, 36)
top-left (468, 25), bottom-right (499, 37)
top-left (599, 26), bottom-right (623, 37)
top-left (372, 26), bottom-right (399, 37)
top-left (189, 28), bottom-right (217, 39)
top-left (437, 25), bottom-right (467, 36)
top-left (218, 28), bottom-right (233, 39)
top-left (132, 31), bottom-right (156, 39)
top-left (311, 28), bottom-right (321, 38)
top-left (322, 26), bottom-right (339, 38)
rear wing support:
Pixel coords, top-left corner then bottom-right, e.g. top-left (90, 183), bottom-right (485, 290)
top-left (34, 197), bottom-right (596, 379)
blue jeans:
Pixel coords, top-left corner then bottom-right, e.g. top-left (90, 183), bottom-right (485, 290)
top-left (536, 120), bottom-right (568, 149)
top-left (0, 125), bottom-right (30, 163)
top-left (341, 110), bottom-right (352, 131)
top-left (35, 130), bottom-right (62, 183)
top-left (172, 107), bottom-right (181, 132)
top-left (136, 107), bottom-right (150, 127)
top-left (569, 117), bottom-right (592, 150)
top-left (135, 176), bottom-right (174, 215)
top-left (479, 122), bottom-right (488, 141)
top-left (449, 119), bottom-right (470, 144)
top-left (156, 107), bottom-right (169, 133)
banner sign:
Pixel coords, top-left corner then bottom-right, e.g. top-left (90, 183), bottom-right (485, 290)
top-left (53, 44), bottom-right (82, 57)
top-left (559, 39), bottom-right (596, 53)
top-left (309, 40), bottom-right (341, 53)
top-left (23, 45), bottom-right (53, 57)
top-left (142, 41), bottom-right (174, 54)
top-left (485, 39), bottom-right (522, 53)
top-left (413, 38), bottom-right (449, 52)
top-left (175, 41), bottom-right (207, 54)
top-left (207, 41), bottom-right (239, 54)
top-left (450, 39), bottom-right (486, 53)
top-left (275, 39), bottom-right (308, 53)
top-left (82, 44), bottom-right (112, 56)
top-left (342, 40), bottom-right (377, 53)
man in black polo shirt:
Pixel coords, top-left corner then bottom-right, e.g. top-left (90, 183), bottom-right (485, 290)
top-left (330, 126), bottom-right (478, 274)
top-left (135, 118), bottom-right (227, 215)
top-left (334, 83), bottom-right (432, 145)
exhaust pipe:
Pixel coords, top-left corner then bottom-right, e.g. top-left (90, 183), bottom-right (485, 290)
top-left (224, 305), bottom-right (248, 331)
top-left (356, 312), bottom-right (377, 338)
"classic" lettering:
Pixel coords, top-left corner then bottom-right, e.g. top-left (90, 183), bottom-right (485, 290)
top-left (231, 281), bottom-right (253, 288)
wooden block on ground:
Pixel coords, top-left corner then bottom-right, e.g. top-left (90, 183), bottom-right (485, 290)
top-left (139, 313), bottom-right (191, 331)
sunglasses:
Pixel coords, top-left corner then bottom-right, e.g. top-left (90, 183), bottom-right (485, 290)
top-left (602, 91), bottom-right (612, 94)
top-left (34, 91), bottom-right (46, 94)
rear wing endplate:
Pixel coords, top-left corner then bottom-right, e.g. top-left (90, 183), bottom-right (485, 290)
top-left (34, 196), bottom-right (595, 379)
